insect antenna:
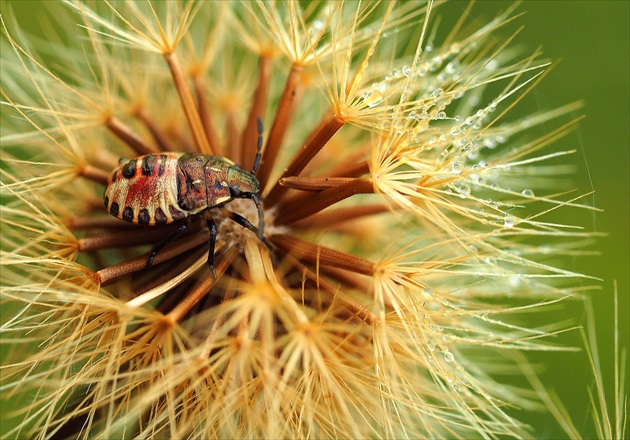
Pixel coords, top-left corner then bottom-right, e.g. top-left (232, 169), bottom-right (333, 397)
top-left (252, 117), bottom-right (263, 175)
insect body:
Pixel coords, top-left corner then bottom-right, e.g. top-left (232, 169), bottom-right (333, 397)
top-left (103, 121), bottom-right (271, 275)
top-left (104, 153), bottom-right (260, 226)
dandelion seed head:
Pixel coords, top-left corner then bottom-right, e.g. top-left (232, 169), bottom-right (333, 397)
top-left (1, 2), bottom-right (599, 439)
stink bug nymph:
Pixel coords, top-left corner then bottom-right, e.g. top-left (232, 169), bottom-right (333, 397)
top-left (103, 118), bottom-right (271, 276)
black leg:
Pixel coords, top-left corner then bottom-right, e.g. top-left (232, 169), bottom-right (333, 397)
top-left (251, 194), bottom-right (265, 240)
top-left (207, 217), bottom-right (217, 278)
top-left (147, 220), bottom-right (190, 268)
top-left (226, 211), bottom-right (273, 250)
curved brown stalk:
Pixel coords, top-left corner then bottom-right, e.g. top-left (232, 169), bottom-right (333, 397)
top-left (275, 178), bottom-right (373, 225)
top-left (164, 53), bottom-right (214, 154)
top-left (192, 74), bottom-right (221, 154)
top-left (240, 55), bottom-right (272, 170)
top-left (78, 224), bottom-right (183, 252)
top-left (290, 204), bottom-right (390, 229)
top-left (272, 234), bottom-right (376, 276)
top-left (67, 216), bottom-right (141, 230)
top-left (105, 116), bottom-right (158, 156)
top-left (264, 113), bottom-right (345, 207)
top-left (80, 165), bottom-right (109, 185)
top-left (256, 64), bottom-right (303, 188)
top-left (97, 232), bottom-right (209, 285)
top-left (167, 247), bottom-right (238, 322)
top-left (135, 109), bottom-right (176, 151)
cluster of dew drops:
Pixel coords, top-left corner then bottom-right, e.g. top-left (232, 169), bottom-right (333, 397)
top-left (360, 42), bottom-right (539, 231)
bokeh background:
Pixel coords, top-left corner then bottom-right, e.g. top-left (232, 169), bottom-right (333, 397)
top-left (2, 1), bottom-right (628, 438)
top-left (478, 1), bottom-right (629, 436)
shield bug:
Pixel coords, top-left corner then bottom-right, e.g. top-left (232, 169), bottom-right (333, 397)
top-left (103, 118), bottom-right (271, 276)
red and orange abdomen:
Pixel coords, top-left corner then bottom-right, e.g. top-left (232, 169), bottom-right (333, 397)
top-left (104, 153), bottom-right (187, 225)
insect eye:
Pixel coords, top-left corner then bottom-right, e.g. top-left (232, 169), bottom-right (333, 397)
top-left (195, 157), bottom-right (204, 163)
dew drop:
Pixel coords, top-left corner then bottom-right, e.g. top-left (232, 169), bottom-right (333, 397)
top-left (363, 90), bottom-right (383, 108)
top-left (444, 351), bottom-right (454, 363)
top-left (457, 185), bottom-right (471, 199)
top-left (312, 19), bottom-right (325, 31)
top-left (432, 88), bottom-right (444, 98)
top-left (402, 65), bottom-right (412, 77)
top-left (438, 111), bottom-right (447, 120)
top-left (451, 162), bottom-right (464, 175)
top-left (521, 188), bottom-right (535, 197)
top-left (445, 60), bottom-right (459, 75)
top-left (483, 137), bottom-right (497, 149)
top-left (503, 215), bottom-right (516, 228)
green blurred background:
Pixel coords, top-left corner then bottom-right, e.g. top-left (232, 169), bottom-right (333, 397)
top-left (479, 1), bottom-right (629, 436)
top-left (2, 1), bottom-right (628, 438)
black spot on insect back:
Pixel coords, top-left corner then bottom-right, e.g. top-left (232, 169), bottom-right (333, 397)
top-left (104, 196), bottom-right (109, 209)
top-left (122, 159), bottom-right (137, 179)
top-left (158, 154), bottom-right (167, 175)
top-left (154, 207), bottom-right (167, 224)
top-left (122, 206), bottom-right (134, 222)
top-left (142, 155), bottom-right (157, 176)
top-left (110, 202), bottom-right (119, 216)
top-left (138, 209), bottom-right (150, 225)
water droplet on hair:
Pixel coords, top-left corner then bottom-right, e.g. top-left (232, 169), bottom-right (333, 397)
top-left (444, 351), bottom-right (454, 362)
top-left (451, 162), bottom-right (464, 175)
top-left (504, 215), bottom-right (516, 228)
top-left (362, 90), bottom-right (383, 108)
top-left (521, 189), bottom-right (535, 197)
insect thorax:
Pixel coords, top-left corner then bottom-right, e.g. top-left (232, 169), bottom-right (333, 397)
top-left (176, 154), bottom-right (259, 212)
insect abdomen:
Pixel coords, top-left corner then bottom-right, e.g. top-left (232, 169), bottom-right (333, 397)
top-left (104, 153), bottom-right (187, 225)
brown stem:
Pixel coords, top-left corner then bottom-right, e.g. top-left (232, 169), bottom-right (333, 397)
top-left (164, 53), bottom-right (214, 154)
top-left (271, 234), bottom-right (375, 276)
top-left (279, 176), bottom-right (356, 192)
top-left (78, 225), bottom-right (181, 252)
top-left (264, 113), bottom-right (345, 207)
top-left (276, 178), bottom-right (373, 225)
top-left (291, 204), bottom-right (390, 229)
top-left (97, 232), bottom-right (209, 285)
top-left (105, 116), bottom-right (158, 156)
top-left (256, 64), bottom-right (303, 188)
top-left (135, 109), bottom-right (175, 151)
top-left (80, 165), bottom-right (109, 186)
top-left (225, 109), bottom-right (240, 162)
top-left (192, 74), bottom-right (221, 154)
top-left (67, 216), bottom-right (141, 230)
top-left (241, 56), bottom-right (272, 170)
top-left (167, 247), bottom-right (238, 322)
top-left (320, 265), bottom-right (374, 293)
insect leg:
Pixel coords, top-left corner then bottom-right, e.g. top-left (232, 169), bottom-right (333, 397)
top-left (225, 210), bottom-right (273, 250)
top-left (146, 219), bottom-right (190, 268)
top-left (206, 217), bottom-right (218, 278)
top-left (251, 194), bottom-right (266, 240)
